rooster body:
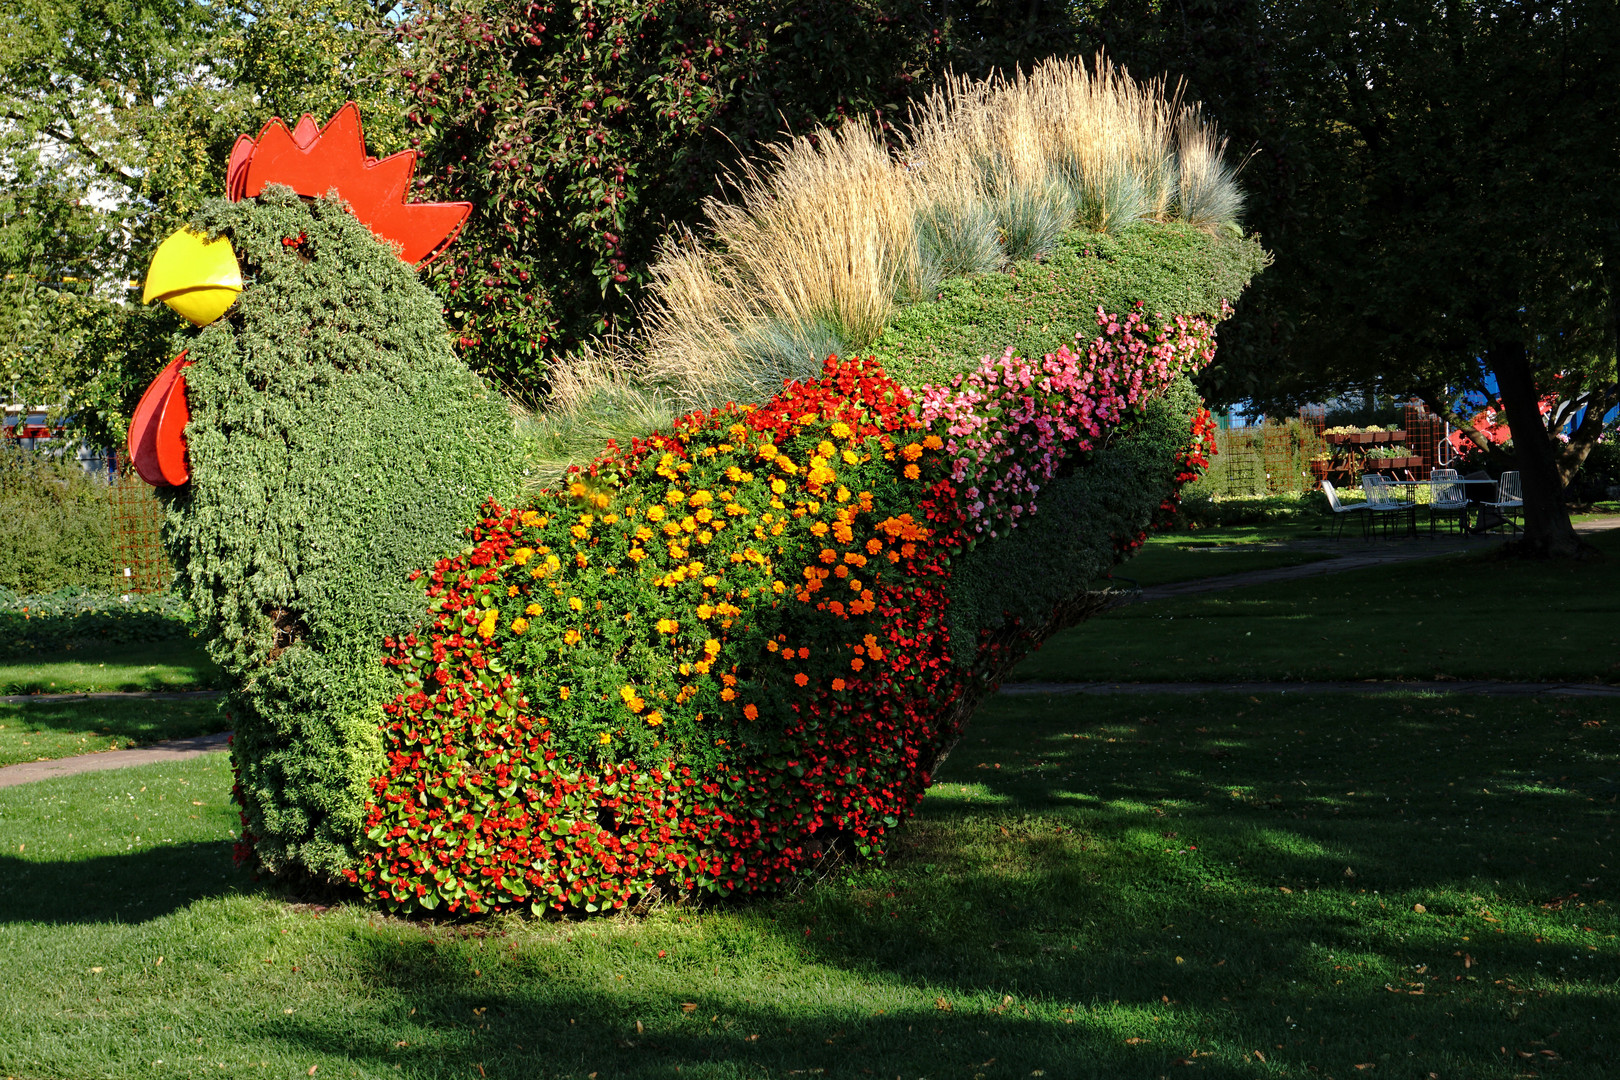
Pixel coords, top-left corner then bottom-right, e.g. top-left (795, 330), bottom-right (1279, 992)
top-left (163, 188), bottom-right (519, 873)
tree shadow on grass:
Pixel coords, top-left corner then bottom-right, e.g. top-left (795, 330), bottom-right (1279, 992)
top-left (0, 840), bottom-right (250, 924)
top-left (243, 694), bottom-right (1619, 1078)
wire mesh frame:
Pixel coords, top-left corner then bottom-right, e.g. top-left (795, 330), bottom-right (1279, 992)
top-left (108, 453), bottom-right (172, 594)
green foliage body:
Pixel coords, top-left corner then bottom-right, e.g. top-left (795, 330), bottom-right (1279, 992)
top-left (0, 454), bottom-right (115, 592)
top-left (163, 188), bottom-right (522, 876)
top-left (874, 225), bottom-right (1266, 389)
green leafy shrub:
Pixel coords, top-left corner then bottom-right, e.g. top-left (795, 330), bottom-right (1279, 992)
top-left (0, 587), bottom-right (194, 659)
top-left (162, 188), bottom-right (524, 876)
top-left (0, 453), bottom-right (115, 592)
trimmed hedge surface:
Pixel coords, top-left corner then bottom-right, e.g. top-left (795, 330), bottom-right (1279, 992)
top-left (165, 189), bottom-right (523, 876)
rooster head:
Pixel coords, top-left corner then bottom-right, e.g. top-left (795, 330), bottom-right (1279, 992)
top-left (130, 103), bottom-right (471, 487)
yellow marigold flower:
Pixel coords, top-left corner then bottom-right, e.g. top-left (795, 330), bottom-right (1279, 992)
top-left (646, 504), bottom-right (666, 522)
top-left (704, 638), bottom-right (721, 656)
top-left (702, 574), bottom-right (719, 587)
top-left (510, 617), bottom-right (529, 635)
top-left (477, 608), bottom-right (500, 639)
top-left (769, 478), bottom-right (787, 495)
top-left (835, 485), bottom-right (851, 503)
top-left (666, 489), bottom-right (686, 504)
top-left (841, 449), bottom-right (859, 465)
top-left (524, 602), bottom-right (543, 616)
top-left (645, 710), bottom-right (663, 727)
top-left (520, 510), bottom-right (541, 527)
top-left (568, 481), bottom-right (588, 498)
top-left (563, 629), bottom-right (581, 645)
top-left (620, 685), bottom-right (637, 701)
top-left (559, 686), bottom-right (571, 700)
top-left (599, 731), bottom-right (612, 744)
top-left (903, 463), bottom-right (921, 480)
top-left (693, 660), bottom-right (711, 675)
top-left (628, 547), bottom-right (647, 562)
top-left (512, 547), bottom-right (535, 566)
top-left (778, 458), bottom-right (798, 475)
top-left (570, 524), bottom-right (588, 540)
top-left (696, 604), bottom-right (715, 619)
top-left (817, 440), bottom-right (835, 457)
top-left (695, 507), bottom-right (713, 523)
top-left (689, 490), bottom-right (713, 507)
top-left (628, 696), bottom-right (646, 713)
top-left (657, 618), bottom-right (679, 634)
top-left (569, 596), bottom-right (584, 612)
top-left (766, 640), bottom-right (779, 652)
top-left (830, 422), bottom-right (851, 439)
top-left (772, 580), bottom-right (786, 594)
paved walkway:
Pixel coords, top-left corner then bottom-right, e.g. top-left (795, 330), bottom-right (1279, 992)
top-left (0, 690), bottom-right (223, 706)
top-left (0, 731), bottom-right (233, 789)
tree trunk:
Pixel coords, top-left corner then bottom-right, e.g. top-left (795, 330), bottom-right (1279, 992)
top-left (1487, 339), bottom-right (1585, 558)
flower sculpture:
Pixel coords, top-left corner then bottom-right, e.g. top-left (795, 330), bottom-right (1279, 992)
top-left (141, 99), bottom-right (1256, 911)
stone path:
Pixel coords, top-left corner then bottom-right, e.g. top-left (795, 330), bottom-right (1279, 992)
top-left (0, 690), bottom-right (223, 706)
top-left (0, 731), bottom-right (233, 789)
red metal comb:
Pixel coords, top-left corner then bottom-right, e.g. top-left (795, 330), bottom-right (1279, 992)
top-left (225, 102), bottom-right (470, 266)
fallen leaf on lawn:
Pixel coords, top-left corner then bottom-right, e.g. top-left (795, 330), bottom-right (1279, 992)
top-left (89, 967), bottom-right (103, 974)
top-left (681, 1003), bottom-right (698, 1013)
top-left (635, 1020), bottom-right (644, 1034)
top-left (1464, 954), bottom-right (1473, 969)
top-left (1253, 1051), bottom-right (1266, 1062)
top-left (1175, 956), bottom-right (1185, 964)
top-left (1171, 1057), bottom-right (1195, 1067)
top-left (745, 1034), bottom-right (759, 1042)
top-left (1413, 903), bottom-right (1427, 913)
top-left (1539, 1050), bottom-right (1560, 1059)
top-left (1125, 1037), bottom-right (1149, 1045)
top-left (934, 997), bottom-right (952, 1011)
top-left (1354, 1064), bottom-right (1375, 1070)
top-left (1279, 887), bottom-right (1293, 894)
top-left (393, 1041), bottom-right (407, 1048)
top-left (307, 1069), bottom-right (317, 1077)
top-left (1518, 1051), bottom-right (1534, 1059)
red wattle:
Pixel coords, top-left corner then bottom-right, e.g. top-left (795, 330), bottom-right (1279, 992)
top-left (128, 352), bottom-right (193, 487)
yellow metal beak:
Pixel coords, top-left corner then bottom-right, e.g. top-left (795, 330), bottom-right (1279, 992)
top-left (143, 229), bottom-right (243, 326)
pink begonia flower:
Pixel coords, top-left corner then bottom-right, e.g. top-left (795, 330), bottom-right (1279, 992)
top-left (917, 304), bottom-right (1223, 536)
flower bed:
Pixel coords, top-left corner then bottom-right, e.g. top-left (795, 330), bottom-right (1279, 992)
top-left (351, 309), bottom-right (1218, 915)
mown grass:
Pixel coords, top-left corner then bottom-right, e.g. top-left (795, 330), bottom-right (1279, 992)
top-left (1109, 536), bottom-right (1334, 588)
top-left (3, 691), bottom-right (1617, 1079)
top-left (0, 697), bottom-right (226, 767)
top-left (0, 640), bottom-right (223, 695)
top-left (1016, 528), bottom-right (1620, 683)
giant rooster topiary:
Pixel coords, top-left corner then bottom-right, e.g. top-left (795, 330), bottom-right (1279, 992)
top-left (135, 62), bottom-right (1266, 912)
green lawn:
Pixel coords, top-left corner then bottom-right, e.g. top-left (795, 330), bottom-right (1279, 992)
top-left (1016, 529), bottom-right (1620, 683)
top-left (0, 640), bottom-right (223, 694)
top-left (0, 697), bottom-right (226, 767)
top-left (3, 691), bottom-right (1617, 1079)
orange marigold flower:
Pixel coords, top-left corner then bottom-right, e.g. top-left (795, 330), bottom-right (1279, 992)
top-left (922, 434), bottom-right (944, 450)
top-left (744, 704), bottom-right (759, 721)
top-left (656, 618), bottom-right (679, 634)
top-left (901, 442), bottom-right (924, 461)
top-left (563, 629), bottom-right (581, 645)
top-left (903, 463), bottom-right (921, 480)
top-left (850, 657), bottom-right (865, 671)
top-left (721, 687), bottom-right (736, 701)
top-left (558, 686), bottom-right (571, 700)
top-left (831, 678), bottom-right (846, 691)
top-left (794, 672), bottom-right (809, 687)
